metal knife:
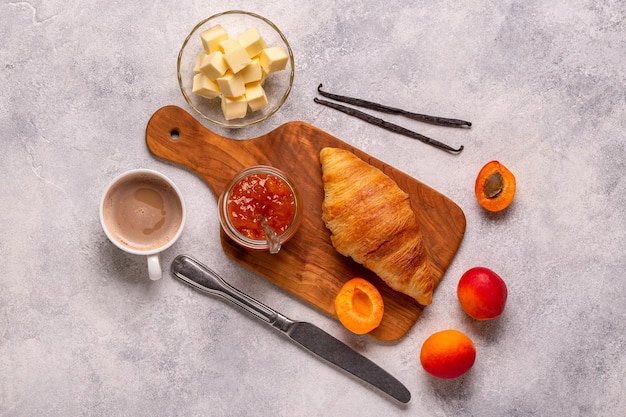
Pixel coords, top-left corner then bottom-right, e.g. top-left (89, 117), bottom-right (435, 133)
top-left (171, 254), bottom-right (411, 403)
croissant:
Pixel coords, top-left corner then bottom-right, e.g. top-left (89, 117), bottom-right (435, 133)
top-left (320, 147), bottom-right (434, 305)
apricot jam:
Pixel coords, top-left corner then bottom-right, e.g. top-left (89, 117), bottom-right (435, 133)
top-left (218, 166), bottom-right (302, 251)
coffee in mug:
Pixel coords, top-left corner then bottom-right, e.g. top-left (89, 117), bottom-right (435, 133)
top-left (100, 169), bottom-right (186, 280)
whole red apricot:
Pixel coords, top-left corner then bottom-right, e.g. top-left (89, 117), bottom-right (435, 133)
top-left (457, 267), bottom-right (508, 320)
top-left (420, 329), bottom-right (476, 379)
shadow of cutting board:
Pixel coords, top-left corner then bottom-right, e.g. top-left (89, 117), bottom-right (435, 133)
top-left (146, 105), bottom-right (466, 341)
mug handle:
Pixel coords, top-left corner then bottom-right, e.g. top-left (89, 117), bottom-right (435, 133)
top-left (147, 254), bottom-right (162, 280)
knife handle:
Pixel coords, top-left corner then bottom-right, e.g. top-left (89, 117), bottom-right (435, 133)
top-left (171, 255), bottom-right (295, 332)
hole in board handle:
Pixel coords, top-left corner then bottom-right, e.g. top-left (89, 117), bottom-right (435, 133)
top-left (170, 129), bottom-right (180, 140)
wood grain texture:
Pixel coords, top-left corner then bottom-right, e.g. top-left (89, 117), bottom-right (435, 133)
top-left (146, 105), bottom-right (466, 341)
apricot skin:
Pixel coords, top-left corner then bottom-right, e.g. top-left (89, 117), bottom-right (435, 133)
top-left (457, 267), bottom-right (508, 320)
top-left (420, 330), bottom-right (476, 379)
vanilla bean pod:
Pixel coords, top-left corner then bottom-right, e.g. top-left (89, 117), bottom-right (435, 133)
top-left (317, 84), bottom-right (471, 128)
top-left (314, 98), bottom-right (464, 153)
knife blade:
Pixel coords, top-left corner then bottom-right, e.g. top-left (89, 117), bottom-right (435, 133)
top-left (171, 255), bottom-right (411, 403)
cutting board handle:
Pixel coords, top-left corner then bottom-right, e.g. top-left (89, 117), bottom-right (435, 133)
top-left (145, 105), bottom-right (254, 196)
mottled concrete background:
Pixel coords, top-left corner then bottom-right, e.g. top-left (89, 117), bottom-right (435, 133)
top-left (1, 0), bottom-right (624, 416)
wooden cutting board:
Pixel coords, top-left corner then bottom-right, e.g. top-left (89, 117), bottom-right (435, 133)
top-left (146, 105), bottom-right (466, 341)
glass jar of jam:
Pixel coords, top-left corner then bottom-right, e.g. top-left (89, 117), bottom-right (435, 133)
top-left (218, 166), bottom-right (303, 251)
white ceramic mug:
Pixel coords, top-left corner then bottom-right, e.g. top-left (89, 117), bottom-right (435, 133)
top-left (100, 169), bottom-right (186, 280)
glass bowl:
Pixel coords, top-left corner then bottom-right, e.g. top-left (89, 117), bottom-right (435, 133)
top-left (218, 166), bottom-right (303, 251)
top-left (177, 10), bottom-right (295, 128)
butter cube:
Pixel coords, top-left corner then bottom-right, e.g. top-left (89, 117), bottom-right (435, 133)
top-left (221, 95), bottom-right (248, 120)
top-left (193, 53), bottom-right (208, 73)
top-left (259, 46), bottom-right (289, 73)
top-left (218, 38), bottom-right (235, 50)
top-left (199, 51), bottom-right (228, 80)
top-left (218, 38), bottom-right (238, 52)
top-left (192, 73), bottom-right (221, 99)
top-left (219, 39), bottom-right (252, 74)
top-left (238, 27), bottom-right (267, 58)
top-left (216, 70), bottom-right (245, 97)
top-left (245, 82), bottom-right (268, 112)
top-left (200, 25), bottom-right (228, 54)
top-left (239, 59), bottom-right (263, 83)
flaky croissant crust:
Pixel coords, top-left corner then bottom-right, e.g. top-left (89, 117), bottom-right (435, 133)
top-left (320, 147), bottom-right (434, 305)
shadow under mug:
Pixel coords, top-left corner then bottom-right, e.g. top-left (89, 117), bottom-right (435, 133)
top-left (99, 169), bottom-right (186, 280)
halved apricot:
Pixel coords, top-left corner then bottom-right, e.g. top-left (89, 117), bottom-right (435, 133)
top-left (475, 160), bottom-right (516, 212)
top-left (334, 278), bottom-right (384, 334)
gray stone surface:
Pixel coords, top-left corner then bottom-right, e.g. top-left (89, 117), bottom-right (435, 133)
top-left (1, 1), bottom-right (625, 416)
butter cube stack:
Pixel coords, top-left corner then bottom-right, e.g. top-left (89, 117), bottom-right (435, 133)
top-left (191, 24), bottom-right (288, 121)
